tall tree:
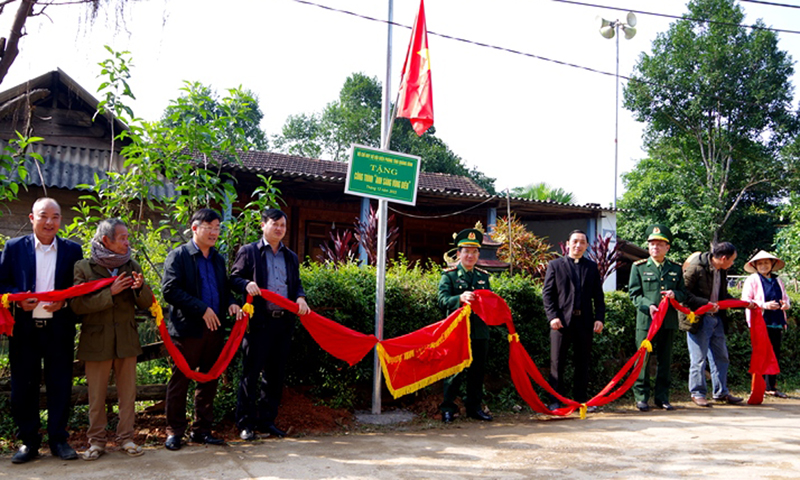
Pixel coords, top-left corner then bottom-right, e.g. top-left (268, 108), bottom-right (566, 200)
top-left (273, 73), bottom-right (496, 194)
top-left (622, 0), bottom-right (799, 246)
top-left (0, 1), bottom-right (131, 91)
top-left (0, 1), bottom-right (132, 206)
top-left (510, 182), bottom-right (574, 204)
top-left (775, 194), bottom-right (800, 281)
top-left (67, 48), bottom-right (280, 276)
top-left (162, 82), bottom-right (269, 151)
top-left (774, 139), bottom-right (800, 278)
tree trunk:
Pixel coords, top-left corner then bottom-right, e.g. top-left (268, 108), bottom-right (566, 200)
top-left (0, 0), bottom-right (36, 87)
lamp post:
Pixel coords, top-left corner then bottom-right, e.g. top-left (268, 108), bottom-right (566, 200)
top-left (598, 12), bottom-right (636, 210)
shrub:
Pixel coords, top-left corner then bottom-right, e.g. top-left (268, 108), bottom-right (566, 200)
top-left (291, 265), bottom-right (800, 409)
top-left (292, 263), bottom-right (647, 409)
top-left (491, 215), bottom-right (556, 279)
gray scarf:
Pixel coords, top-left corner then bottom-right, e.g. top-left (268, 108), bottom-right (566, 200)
top-left (91, 240), bottom-right (131, 270)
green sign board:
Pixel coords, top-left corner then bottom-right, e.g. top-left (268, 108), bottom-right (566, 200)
top-left (345, 144), bottom-right (421, 206)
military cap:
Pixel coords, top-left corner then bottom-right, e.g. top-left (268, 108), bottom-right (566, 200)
top-left (454, 228), bottom-right (483, 248)
top-left (646, 224), bottom-right (672, 244)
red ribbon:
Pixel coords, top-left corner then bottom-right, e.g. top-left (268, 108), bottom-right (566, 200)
top-left (5, 281), bottom-right (779, 408)
top-left (153, 295), bottom-right (250, 383)
top-left (0, 278), bottom-right (251, 384)
top-left (668, 298), bottom-right (779, 404)
top-left (473, 292), bottom-right (778, 415)
top-left (0, 277), bottom-right (117, 336)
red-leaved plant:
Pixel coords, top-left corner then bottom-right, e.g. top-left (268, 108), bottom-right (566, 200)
top-left (560, 233), bottom-right (627, 282)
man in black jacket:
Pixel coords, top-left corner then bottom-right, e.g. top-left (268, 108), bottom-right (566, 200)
top-left (162, 209), bottom-right (242, 450)
top-left (0, 198), bottom-right (83, 463)
top-left (542, 230), bottom-right (605, 411)
top-left (681, 242), bottom-right (748, 407)
top-left (230, 208), bottom-right (310, 441)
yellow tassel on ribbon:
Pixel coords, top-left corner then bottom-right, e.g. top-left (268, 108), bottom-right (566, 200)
top-left (640, 339), bottom-right (653, 353)
top-left (1, 293), bottom-right (9, 309)
top-left (149, 301), bottom-right (164, 327)
top-left (580, 404), bottom-right (587, 420)
top-left (376, 305), bottom-right (474, 398)
top-left (242, 303), bottom-right (254, 316)
top-left (380, 306), bottom-right (471, 365)
top-left (508, 333), bottom-right (520, 343)
top-left (687, 311), bottom-right (697, 324)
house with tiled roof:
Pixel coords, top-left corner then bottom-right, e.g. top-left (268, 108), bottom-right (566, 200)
top-left (0, 70), bottom-right (629, 288)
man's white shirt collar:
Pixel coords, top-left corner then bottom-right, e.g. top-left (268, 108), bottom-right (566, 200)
top-left (34, 236), bottom-right (58, 252)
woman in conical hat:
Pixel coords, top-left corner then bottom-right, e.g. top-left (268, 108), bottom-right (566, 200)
top-left (740, 250), bottom-right (790, 398)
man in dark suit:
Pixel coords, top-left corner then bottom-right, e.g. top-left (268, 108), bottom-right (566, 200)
top-left (230, 208), bottom-right (309, 441)
top-left (542, 229), bottom-right (605, 412)
top-left (0, 198), bottom-right (83, 463)
top-left (161, 209), bottom-right (242, 451)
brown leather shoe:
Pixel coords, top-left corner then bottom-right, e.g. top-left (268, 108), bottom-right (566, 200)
top-left (692, 396), bottom-right (711, 407)
top-left (714, 394), bottom-right (743, 404)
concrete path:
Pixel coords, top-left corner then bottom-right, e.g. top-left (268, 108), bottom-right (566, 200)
top-left (5, 398), bottom-right (800, 479)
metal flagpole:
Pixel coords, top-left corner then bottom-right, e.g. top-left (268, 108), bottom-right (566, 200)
top-left (372, 0), bottom-right (394, 415)
top-left (613, 28), bottom-right (619, 210)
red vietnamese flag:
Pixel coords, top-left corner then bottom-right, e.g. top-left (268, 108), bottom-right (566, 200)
top-left (396, 0), bottom-right (433, 136)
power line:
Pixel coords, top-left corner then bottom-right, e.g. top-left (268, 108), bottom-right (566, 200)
top-left (288, 0), bottom-right (789, 110)
top-left (740, 0), bottom-right (800, 9)
top-left (290, 0), bottom-right (626, 82)
top-left (388, 196), bottom-right (496, 219)
top-left (550, 0), bottom-right (800, 35)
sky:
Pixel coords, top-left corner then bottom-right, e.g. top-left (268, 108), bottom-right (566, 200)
top-left (2, 0), bottom-right (799, 206)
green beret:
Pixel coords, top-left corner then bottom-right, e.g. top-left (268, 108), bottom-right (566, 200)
top-left (646, 224), bottom-right (672, 244)
top-left (454, 228), bottom-right (483, 248)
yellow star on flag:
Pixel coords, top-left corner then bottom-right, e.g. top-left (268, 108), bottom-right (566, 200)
top-left (417, 48), bottom-right (431, 72)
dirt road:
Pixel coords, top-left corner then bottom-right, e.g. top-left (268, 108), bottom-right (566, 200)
top-left (5, 397), bottom-right (800, 479)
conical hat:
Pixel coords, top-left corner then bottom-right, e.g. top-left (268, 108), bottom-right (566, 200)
top-left (744, 250), bottom-right (785, 273)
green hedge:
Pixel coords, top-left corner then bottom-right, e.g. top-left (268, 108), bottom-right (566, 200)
top-left (289, 263), bottom-right (800, 409)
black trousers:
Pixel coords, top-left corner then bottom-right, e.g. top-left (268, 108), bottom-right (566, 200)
top-left (765, 327), bottom-right (783, 392)
top-left (165, 328), bottom-right (224, 438)
top-left (9, 318), bottom-right (75, 449)
top-left (236, 315), bottom-right (295, 430)
top-left (549, 319), bottom-right (594, 403)
top-left (633, 327), bottom-right (676, 405)
top-left (440, 338), bottom-right (489, 414)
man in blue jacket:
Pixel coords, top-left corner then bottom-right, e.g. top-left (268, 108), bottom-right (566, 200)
top-left (0, 198), bottom-right (83, 463)
top-left (231, 208), bottom-right (310, 441)
top-left (161, 209), bottom-right (242, 450)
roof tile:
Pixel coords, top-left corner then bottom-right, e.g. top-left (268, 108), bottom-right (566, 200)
top-left (236, 150), bottom-right (487, 196)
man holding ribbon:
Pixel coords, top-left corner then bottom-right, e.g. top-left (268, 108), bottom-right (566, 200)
top-left (231, 208), bottom-right (310, 441)
top-left (628, 224), bottom-right (688, 412)
top-left (437, 227), bottom-right (493, 423)
top-left (0, 197), bottom-right (83, 463)
top-left (162, 209), bottom-right (242, 450)
top-left (680, 242), bottom-right (745, 407)
top-left (70, 218), bottom-right (153, 460)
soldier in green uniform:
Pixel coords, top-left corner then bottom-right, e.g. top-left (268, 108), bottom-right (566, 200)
top-left (628, 224), bottom-right (688, 411)
top-left (438, 228), bottom-right (493, 423)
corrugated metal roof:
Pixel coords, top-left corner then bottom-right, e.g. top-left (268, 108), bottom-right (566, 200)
top-left (1, 142), bottom-right (175, 198)
top-left (0, 142), bottom-right (615, 214)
